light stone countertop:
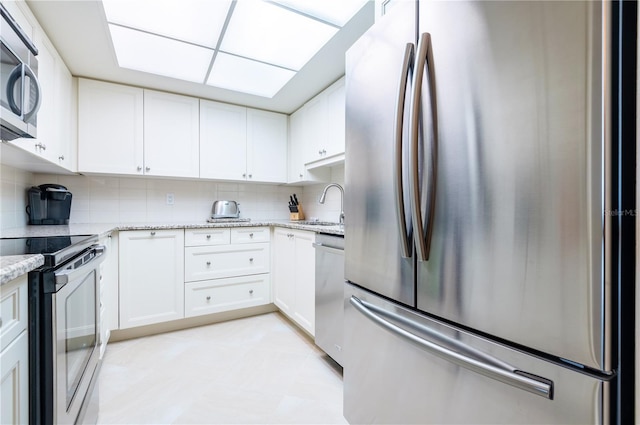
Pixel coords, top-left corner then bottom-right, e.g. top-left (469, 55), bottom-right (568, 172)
top-left (1, 254), bottom-right (44, 286)
top-left (0, 220), bottom-right (343, 284)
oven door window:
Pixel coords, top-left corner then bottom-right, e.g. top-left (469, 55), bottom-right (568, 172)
top-left (64, 270), bottom-right (97, 407)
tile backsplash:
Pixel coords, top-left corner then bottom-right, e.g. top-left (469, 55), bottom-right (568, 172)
top-left (0, 163), bottom-right (346, 230)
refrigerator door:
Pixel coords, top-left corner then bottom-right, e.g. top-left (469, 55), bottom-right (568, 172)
top-left (345, 1), bottom-right (417, 306)
top-left (414, 1), bottom-right (609, 371)
top-left (344, 283), bottom-right (610, 424)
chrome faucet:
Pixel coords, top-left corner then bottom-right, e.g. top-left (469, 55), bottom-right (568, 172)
top-left (319, 183), bottom-right (344, 225)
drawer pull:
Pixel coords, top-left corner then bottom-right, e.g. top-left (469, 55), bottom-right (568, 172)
top-left (249, 289), bottom-right (254, 295)
top-left (249, 258), bottom-right (254, 262)
top-left (150, 231), bottom-right (156, 236)
top-left (206, 261), bottom-right (211, 266)
top-left (206, 296), bottom-right (211, 301)
top-left (249, 233), bottom-right (254, 238)
top-left (206, 235), bottom-right (211, 239)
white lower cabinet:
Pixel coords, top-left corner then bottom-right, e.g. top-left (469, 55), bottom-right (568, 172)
top-left (184, 227), bottom-right (271, 318)
top-left (1, 275), bottom-right (29, 425)
top-left (119, 229), bottom-right (185, 329)
top-left (272, 228), bottom-right (316, 335)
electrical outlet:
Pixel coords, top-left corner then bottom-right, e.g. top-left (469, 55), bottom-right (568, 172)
top-left (166, 193), bottom-right (174, 205)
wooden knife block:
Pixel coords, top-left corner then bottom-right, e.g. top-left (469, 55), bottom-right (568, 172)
top-left (290, 205), bottom-right (304, 221)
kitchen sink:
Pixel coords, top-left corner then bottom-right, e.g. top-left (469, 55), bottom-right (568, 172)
top-left (294, 221), bottom-right (341, 226)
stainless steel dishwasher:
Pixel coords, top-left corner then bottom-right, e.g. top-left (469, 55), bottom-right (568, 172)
top-left (313, 233), bottom-right (345, 366)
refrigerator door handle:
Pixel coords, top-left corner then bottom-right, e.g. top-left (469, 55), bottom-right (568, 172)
top-left (350, 296), bottom-right (554, 400)
top-left (409, 32), bottom-right (438, 262)
top-left (394, 42), bottom-right (415, 258)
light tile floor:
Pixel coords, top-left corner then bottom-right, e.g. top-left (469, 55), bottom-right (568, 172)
top-left (96, 312), bottom-right (347, 424)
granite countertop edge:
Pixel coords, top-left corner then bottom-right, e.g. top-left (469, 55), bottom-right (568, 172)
top-left (1, 220), bottom-right (343, 283)
top-left (1, 255), bottom-right (44, 286)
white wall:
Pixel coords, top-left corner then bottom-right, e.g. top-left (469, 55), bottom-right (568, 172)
top-left (0, 164), bottom-right (33, 232)
top-left (0, 163), bottom-right (345, 230)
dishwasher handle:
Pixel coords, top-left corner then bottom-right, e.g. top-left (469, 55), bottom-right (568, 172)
top-left (312, 242), bottom-right (344, 255)
top-left (350, 296), bottom-right (553, 400)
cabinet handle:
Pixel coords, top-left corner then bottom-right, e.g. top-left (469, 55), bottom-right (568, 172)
top-left (150, 231), bottom-right (156, 236)
top-left (36, 142), bottom-right (46, 151)
top-left (137, 166), bottom-right (142, 171)
top-left (0, 317), bottom-right (3, 328)
top-left (249, 289), bottom-right (254, 295)
top-left (206, 261), bottom-right (211, 266)
top-left (206, 234), bottom-right (211, 239)
top-left (318, 149), bottom-right (323, 155)
top-left (299, 173), bottom-right (304, 178)
top-left (58, 155), bottom-right (65, 161)
top-left (242, 173), bottom-right (247, 178)
top-left (206, 296), bottom-right (211, 301)
top-left (249, 233), bottom-right (254, 238)
top-left (145, 166), bottom-right (151, 172)
top-left (248, 174), bottom-right (252, 178)
top-left (249, 258), bottom-right (254, 262)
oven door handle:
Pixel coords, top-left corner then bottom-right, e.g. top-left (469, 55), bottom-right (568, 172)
top-left (55, 245), bottom-right (106, 287)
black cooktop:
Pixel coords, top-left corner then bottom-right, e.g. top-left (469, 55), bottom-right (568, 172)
top-left (0, 235), bottom-right (98, 267)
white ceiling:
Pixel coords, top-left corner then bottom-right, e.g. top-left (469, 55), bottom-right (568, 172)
top-left (25, 0), bottom-right (375, 114)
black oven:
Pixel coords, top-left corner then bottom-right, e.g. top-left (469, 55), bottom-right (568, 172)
top-left (1, 235), bottom-right (105, 425)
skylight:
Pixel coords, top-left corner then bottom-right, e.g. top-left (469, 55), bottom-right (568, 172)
top-left (102, 0), bottom-right (368, 98)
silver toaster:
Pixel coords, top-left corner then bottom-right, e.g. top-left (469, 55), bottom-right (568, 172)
top-left (211, 200), bottom-right (240, 218)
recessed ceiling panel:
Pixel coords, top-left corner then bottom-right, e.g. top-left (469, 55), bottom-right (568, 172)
top-left (103, 0), bottom-right (232, 47)
top-left (221, 0), bottom-right (338, 71)
top-left (109, 24), bottom-right (213, 83)
top-left (206, 53), bottom-right (296, 98)
top-left (272, 0), bottom-right (370, 26)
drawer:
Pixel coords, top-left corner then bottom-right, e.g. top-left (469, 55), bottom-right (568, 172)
top-left (185, 243), bottom-right (270, 282)
top-left (185, 274), bottom-right (270, 317)
top-left (230, 227), bottom-right (270, 244)
top-left (1, 275), bottom-right (28, 352)
top-left (185, 228), bottom-right (231, 246)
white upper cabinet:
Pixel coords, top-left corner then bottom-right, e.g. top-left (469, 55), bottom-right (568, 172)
top-left (143, 89), bottom-right (199, 178)
top-left (288, 107), bottom-right (330, 184)
top-left (200, 100), bottom-right (247, 180)
top-left (200, 101), bottom-right (287, 183)
top-left (79, 80), bottom-right (200, 178)
top-left (287, 77), bottom-right (345, 184)
top-left (78, 79), bottom-right (144, 175)
top-left (5, 2), bottom-right (76, 172)
top-left (324, 77), bottom-right (346, 158)
top-left (246, 109), bottom-right (287, 183)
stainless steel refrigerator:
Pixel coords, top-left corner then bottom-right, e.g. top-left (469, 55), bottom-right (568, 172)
top-left (343, 1), bottom-right (636, 423)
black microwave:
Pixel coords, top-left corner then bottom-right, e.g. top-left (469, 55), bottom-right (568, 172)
top-left (0, 3), bottom-right (41, 141)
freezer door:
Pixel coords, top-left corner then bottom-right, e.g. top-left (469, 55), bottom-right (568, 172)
top-left (344, 283), bottom-right (610, 424)
top-left (414, 1), bottom-right (610, 371)
top-left (345, 1), bottom-right (416, 306)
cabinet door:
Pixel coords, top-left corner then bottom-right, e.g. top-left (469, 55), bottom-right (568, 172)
top-left (302, 93), bottom-right (327, 163)
top-left (287, 107), bottom-right (330, 184)
top-left (246, 109), bottom-right (287, 183)
top-left (0, 276), bottom-right (27, 352)
top-left (119, 230), bottom-right (184, 329)
top-left (55, 62), bottom-right (74, 171)
top-left (273, 229), bottom-right (296, 315)
top-left (200, 100), bottom-right (247, 180)
top-left (1, 331), bottom-right (28, 425)
top-left (292, 230), bottom-right (316, 335)
top-left (78, 79), bottom-right (144, 175)
top-left (324, 77), bottom-right (346, 158)
top-left (144, 90), bottom-right (199, 178)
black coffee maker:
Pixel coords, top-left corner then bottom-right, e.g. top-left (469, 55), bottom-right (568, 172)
top-left (26, 184), bottom-right (72, 225)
